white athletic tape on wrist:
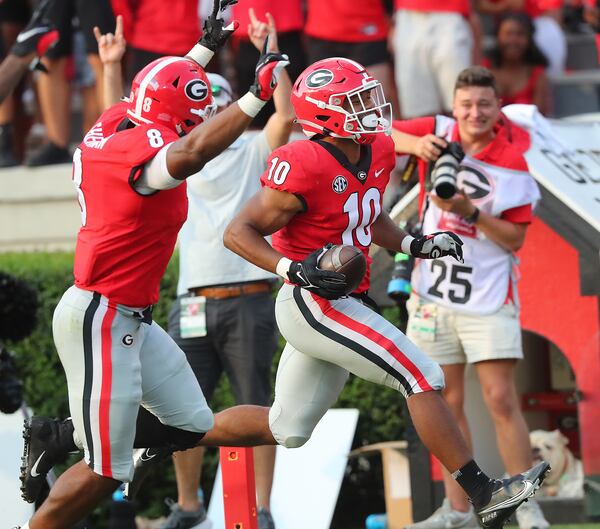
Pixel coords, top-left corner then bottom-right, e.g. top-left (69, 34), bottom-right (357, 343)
top-left (401, 235), bottom-right (415, 255)
top-left (238, 92), bottom-right (267, 118)
top-left (186, 44), bottom-right (214, 68)
top-left (276, 257), bottom-right (293, 279)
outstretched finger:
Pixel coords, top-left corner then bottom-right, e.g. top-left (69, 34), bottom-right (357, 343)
top-left (114, 14), bottom-right (123, 38)
top-left (248, 7), bottom-right (258, 26)
top-left (266, 11), bottom-right (276, 31)
top-left (32, 0), bottom-right (52, 22)
top-left (93, 26), bottom-right (102, 44)
top-left (211, 0), bottom-right (220, 19)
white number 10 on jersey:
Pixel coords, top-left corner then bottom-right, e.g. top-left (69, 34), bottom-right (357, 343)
top-left (342, 188), bottom-right (381, 246)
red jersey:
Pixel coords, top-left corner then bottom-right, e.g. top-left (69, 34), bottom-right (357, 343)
top-left (305, 0), bottom-right (389, 43)
top-left (231, 0), bottom-right (303, 39)
top-left (260, 135), bottom-right (396, 293)
top-left (395, 0), bottom-right (470, 17)
top-left (73, 103), bottom-right (186, 307)
top-left (111, 0), bottom-right (200, 55)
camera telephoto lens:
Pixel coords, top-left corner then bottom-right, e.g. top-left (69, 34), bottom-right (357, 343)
top-left (430, 141), bottom-right (465, 199)
top-left (432, 153), bottom-right (460, 198)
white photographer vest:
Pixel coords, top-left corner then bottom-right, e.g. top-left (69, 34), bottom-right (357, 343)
top-left (411, 116), bottom-right (540, 315)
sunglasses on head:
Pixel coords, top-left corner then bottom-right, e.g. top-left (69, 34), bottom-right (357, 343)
top-left (211, 85), bottom-right (231, 97)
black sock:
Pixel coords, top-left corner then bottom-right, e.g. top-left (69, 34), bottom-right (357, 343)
top-left (58, 419), bottom-right (78, 453)
top-left (452, 460), bottom-right (496, 508)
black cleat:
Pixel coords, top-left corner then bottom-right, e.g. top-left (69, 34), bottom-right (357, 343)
top-left (20, 417), bottom-right (73, 503)
top-left (123, 447), bottom-right (172, 500)
top-left (475, 461), bottom-right (551, 529)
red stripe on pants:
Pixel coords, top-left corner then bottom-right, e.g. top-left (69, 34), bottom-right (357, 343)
top-left (310, 293), bottom-right (433, 392)
top-left (100, 306), bottom-right (117, 477)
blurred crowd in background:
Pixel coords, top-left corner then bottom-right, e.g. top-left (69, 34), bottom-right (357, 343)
top-left (0, 0), bottom-right (598, 169)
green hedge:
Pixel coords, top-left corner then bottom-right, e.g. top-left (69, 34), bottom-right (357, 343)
top-left (0, 251), bottom-right (406, 520)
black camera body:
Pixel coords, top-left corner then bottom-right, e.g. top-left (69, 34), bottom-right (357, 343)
top-left (430, 141), bottom-right (465, 199)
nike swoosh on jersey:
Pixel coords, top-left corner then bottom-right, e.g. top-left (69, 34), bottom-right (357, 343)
top-left (30, 451), bottom-right (46, 477)
top-left (17, 26), bottom-right (50, 43)
top-left (375, 168), bottom-right (384, 178)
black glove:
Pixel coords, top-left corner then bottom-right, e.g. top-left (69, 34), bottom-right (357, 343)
top-left (10, 0), bottom-right (58, 59)
top-left (0, 347), bottom-right (23, 414)
top-left (250, 36), bottom-right (289, 101)
top-left (410, 232), bottom-right (464, 262)
top-left (287, 245), bottom-right (348, 300)
top-left (199, 0), bottom-right (239, 52)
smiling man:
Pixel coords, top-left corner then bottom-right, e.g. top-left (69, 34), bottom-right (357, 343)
top-left (392, 66), bottom-right (549, 529)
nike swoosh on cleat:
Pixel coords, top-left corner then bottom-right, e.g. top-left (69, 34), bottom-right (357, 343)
top-left (30, 451), bottom-right (46, 477)
top-left (478, 481), bottom-right (535, 515)
top-left (17, 26), bottom-right (50, 43)
top-left (140, 451), bottom-right (157, 462)
top-left (375, 168), bottom-right (384, 178)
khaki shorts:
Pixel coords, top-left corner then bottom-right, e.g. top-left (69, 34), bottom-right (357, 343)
top-left (406, 294), bottom-right (523, 365)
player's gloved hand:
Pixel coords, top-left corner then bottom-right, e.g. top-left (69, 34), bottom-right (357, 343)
top-left (287, 245), bottom-right (348, 300)
top-left (407, 232), bottom-right (464, 262)
top-left (10, 0), bottom-right (58, 67)
top-left (250, 36), bottom-right (289, 101)
top-left (187, 0), bottom-right (239, 67)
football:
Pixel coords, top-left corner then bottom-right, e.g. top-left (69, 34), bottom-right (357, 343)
top-left (318, 244), bottom-right (367, 295)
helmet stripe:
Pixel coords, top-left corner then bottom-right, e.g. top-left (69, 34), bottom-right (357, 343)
top-left (134, 56), bottom-right (186, 118)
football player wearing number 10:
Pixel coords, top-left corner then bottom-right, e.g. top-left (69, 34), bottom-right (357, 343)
top-left (16, 2), bottom-right (290, 527)
top-left (224, 57), bottom-right (549, 529)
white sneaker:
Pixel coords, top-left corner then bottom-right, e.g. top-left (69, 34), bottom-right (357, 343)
top-left (405, 499), bottom-right (480, 529)
top-left (516, 499), bottom-right (550, 529)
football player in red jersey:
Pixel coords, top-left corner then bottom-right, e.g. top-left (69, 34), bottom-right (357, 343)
top-left (224, 57), bottom-right (549, 529)
top-left (15, 2), bottom-right (289, 528)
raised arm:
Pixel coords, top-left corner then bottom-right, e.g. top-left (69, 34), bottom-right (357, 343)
top-left (247, 9), bottom-right (295, 150)
top-left (166, 38), bottom-right (289, 179)
top-left (93, 15), bottom-right (126, 109)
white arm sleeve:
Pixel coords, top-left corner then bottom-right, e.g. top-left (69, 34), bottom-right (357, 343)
top-left (134, 142), bottom-right (183, 194)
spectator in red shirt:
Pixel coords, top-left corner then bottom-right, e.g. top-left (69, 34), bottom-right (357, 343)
top-left (229, 0), bottom-right (305, 128)
top-left (304, 0), bottom-right (398, 117)
top-left (485, 12), bottom-right (552, 114)
top-left (110, 0), bottom-right (201, 85)
top-left (393, 0), bottom-right (473, 118)
top-left (392, 65), bottom-right (550, 529)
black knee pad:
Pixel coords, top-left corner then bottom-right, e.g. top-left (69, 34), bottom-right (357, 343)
top-left (134, 407), bottom-right (205, 450)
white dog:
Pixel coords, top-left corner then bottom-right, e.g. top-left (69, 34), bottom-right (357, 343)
top-left (530, 429), bottom-right (583, 498)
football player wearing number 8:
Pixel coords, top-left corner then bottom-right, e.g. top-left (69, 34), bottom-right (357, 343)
top-left (392, 66), bottom-right (548, 529)
top-left (15, 1), bottom-right (290, 528)
top-left (225, 58), bottom-right (549, 529)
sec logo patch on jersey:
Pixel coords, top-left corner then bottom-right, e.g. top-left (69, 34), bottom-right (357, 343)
top-left (332, 175), bottom-right (348, 194)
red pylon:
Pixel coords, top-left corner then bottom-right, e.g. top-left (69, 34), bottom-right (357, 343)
top-left (220, 447), bottom-right (258, 529)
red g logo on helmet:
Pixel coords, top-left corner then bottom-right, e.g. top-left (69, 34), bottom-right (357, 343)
top-left (306, 69), bottom-right (334, 89)
top-left (291, 57), bottom-right (392, 145)
top-left (127, 57), bottom-right (216, 137)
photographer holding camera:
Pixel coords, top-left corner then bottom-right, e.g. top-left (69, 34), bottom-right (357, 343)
top-left (392, 66), bottom-right (547, 529)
